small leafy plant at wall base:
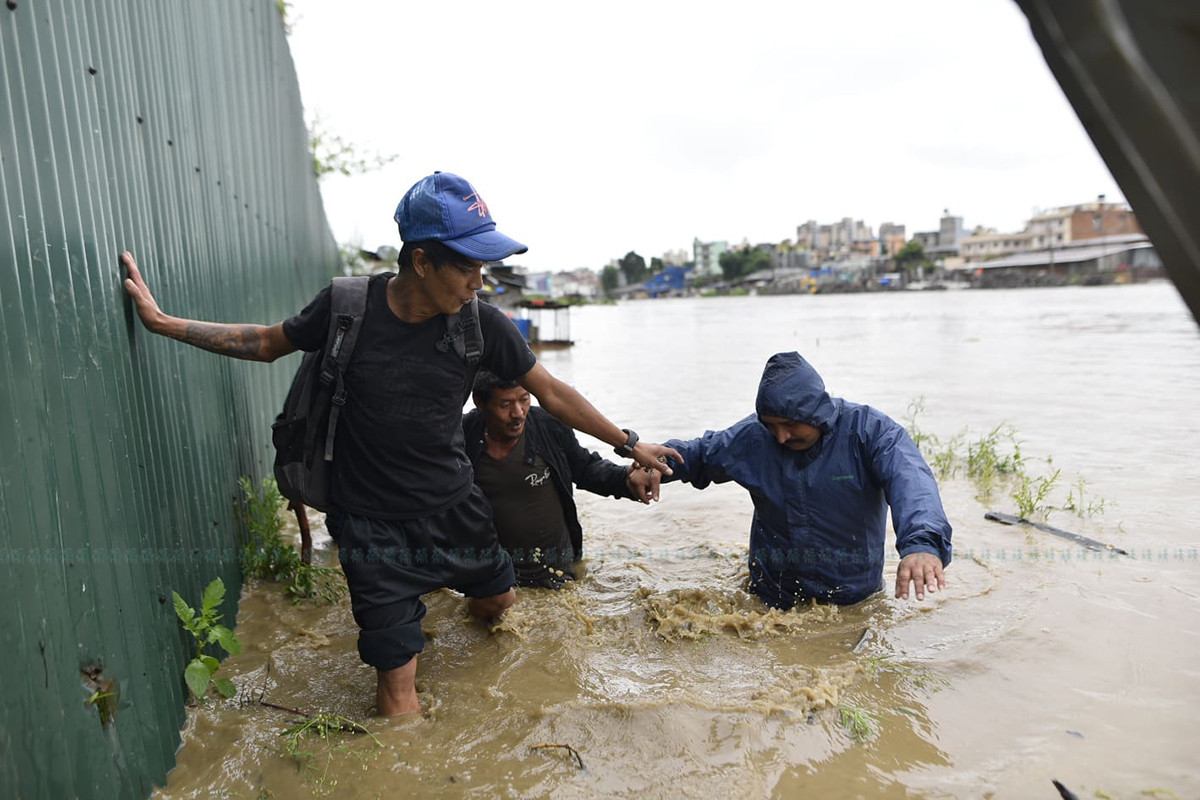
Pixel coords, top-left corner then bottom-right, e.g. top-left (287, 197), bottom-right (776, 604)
top-left (288, 562), bottom-right (347, 604)
top-left (173, 578), bottom-right (242, 702)
top-left (239, 475), bottom-right (347, 604)
top-left (239, 476), bottom-right (299, 582)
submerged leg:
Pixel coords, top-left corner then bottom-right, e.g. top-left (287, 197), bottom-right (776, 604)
top-left (468, 588), bottom-right (516, 621)
top-left (376, 657), bottom-right (420, 716)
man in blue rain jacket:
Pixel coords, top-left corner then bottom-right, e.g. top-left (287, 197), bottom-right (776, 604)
top-left (663, 352), bottom-right (952, 608)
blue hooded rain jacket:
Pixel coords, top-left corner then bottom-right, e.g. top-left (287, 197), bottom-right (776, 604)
top-left (665, 352), bottom-right (952, 607)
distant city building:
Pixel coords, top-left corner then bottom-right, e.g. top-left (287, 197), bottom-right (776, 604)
top-left (796, 217), bottom-right (875, 263)
top-left (912, 230), bottom-right (939, 250)
top-left (552, 268), bottom-right (601, 299)
top-left (642, 265), bottom-right (694, 297)
top-left (911, 210), bottom-right (965, 260)
top-left (878, 222), bottom-right (907, 257)
top-left (693, 238), bottom-right (728, 279)
top-left (522, 270), bottom-right (554, 295)
top-left (771, 241), bottom-right (812, 271)
top-left (661, 248), bottom-right (690, 267)
top-left (974, 232), bottom-right (1159, 287)
top-left (797, 218), bottom-right (873, 250)
top-left (961, 196), bottom-right (1142, 262)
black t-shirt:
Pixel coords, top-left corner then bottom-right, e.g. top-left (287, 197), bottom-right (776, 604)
top-left (282, 273), bottom-right (536, 519)
top-left (472, 439), bottom-right (574, 579)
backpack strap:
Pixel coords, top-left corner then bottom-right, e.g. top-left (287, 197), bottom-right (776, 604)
top-left (450, 296), bottom-right (484, 366)
top-left (446, 296), bottom-right (485, 402)
top-left (321, 276), bottom-right (370, 462)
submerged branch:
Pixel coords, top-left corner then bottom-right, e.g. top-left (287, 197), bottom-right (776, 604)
top-left (532, 743), bottom-right (585, 770)
top-left (259, 700), bottom-right (371, 735)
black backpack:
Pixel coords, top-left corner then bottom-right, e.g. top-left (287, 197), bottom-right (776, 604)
top-left (271, 275), bottom-right (484, 512)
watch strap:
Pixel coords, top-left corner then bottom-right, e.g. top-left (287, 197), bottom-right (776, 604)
top-left (613, 428), bottom-right (639, 457)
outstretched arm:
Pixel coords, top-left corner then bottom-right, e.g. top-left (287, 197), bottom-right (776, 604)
top-left (121, 251), bottom-right (297, 362)
top-left (518, 362), bottom-right (681, 476)
top-left (557, 422), bottom-right (661, 504)
top-left (861, 411), bottom-right (953, 600)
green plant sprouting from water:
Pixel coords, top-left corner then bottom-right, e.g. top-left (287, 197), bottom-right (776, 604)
top-left (838, 703), bottom-right (877, 742)
top-left (1063, 476), bottom-right (1109, 517)
top-left (238, 476), bottom-right (347, 604)
top-left (965, 423), bottom-right (1025, 504)
top-left (1011, 465), bottom-right (1062, 521)
top-left (282, 712), bottom-right (382, 795)
top-left (173, 578), bottom-right (242, 703)
top-left (905, 398), bottom-right (1109, 521)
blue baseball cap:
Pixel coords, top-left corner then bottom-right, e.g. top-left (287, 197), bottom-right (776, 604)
top-left (393, 171), bottom-right (528, 262)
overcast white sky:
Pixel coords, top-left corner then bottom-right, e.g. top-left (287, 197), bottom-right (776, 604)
top-left (285, 0), bottom-right (1124, 273)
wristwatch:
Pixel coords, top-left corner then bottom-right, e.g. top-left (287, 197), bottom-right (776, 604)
top-left (613, 428), bottom-right (639, 457)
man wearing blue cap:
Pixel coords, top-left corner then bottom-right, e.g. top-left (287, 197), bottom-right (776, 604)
top-left (661, 352), bottom-right (952, 609)
top-left (121, 171), bottom-right (681, 716)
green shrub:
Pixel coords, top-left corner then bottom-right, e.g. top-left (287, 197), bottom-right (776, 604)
top-left (238, 476), bottom-right (346, 604)
top-left (173, 578), bottom-right (241, 702)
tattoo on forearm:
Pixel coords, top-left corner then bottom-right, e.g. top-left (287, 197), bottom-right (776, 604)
top-left (179, 322), bottom-right (264, 359)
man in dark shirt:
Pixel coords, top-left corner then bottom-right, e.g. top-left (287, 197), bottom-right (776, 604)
top-left (120, 171), bottom-right (680, 716)
top-left (463, 371), bottom-right (661, 588)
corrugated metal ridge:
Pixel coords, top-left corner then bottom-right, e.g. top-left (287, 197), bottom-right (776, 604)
top-left (0, 2), bottom-right (337, 797)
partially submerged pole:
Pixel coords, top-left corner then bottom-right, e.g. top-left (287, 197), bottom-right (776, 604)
top-left (984, 511), bottom-right (1130, 556)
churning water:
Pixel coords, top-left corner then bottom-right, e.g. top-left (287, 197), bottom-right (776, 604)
top-left (157, 282), bottom-right (1200, 799)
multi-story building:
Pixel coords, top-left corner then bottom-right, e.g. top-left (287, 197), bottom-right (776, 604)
top-left (878, 222), bottom-right (907, 257)
top-left (661, 249), bottom-right (690, 268)
top-left (961, 196), bottom-right (1142, 262)
top-left (796, 218), bottom-right (875, 261)
top-left (552, 268), bottom-right (602, 300)
top-left (959, 228), bottom-right (1036, 261)
top-left (911, 211), bottom-right (966, 263)
top-left (912, 230), bottom-right (939, 250)
top-left (771, 241), bottom-right (812, 272)
top-left (692, 238), bottom-right (728, 279)
top-left (522, 270), bottom-right (554, 295)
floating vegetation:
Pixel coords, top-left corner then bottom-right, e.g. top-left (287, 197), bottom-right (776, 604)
top-left (837, 703), bottom-right (877, 742)
top-left (287, 562), bottom-right (348, 605)
top-left (280, 709), bottom-right (382, 796)
top-left (860, 655), bottom-right (948, 692)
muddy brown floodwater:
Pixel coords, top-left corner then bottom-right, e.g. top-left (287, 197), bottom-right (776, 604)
top-left (155, 283), bottom-right (1200, 799)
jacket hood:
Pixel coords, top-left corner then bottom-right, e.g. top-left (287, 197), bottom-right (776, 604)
top-left (754, 352), bottom-right (839, 433)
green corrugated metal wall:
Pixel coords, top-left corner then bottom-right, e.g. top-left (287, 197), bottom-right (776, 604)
top-left (0, 1), bottom-right (337, 796)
